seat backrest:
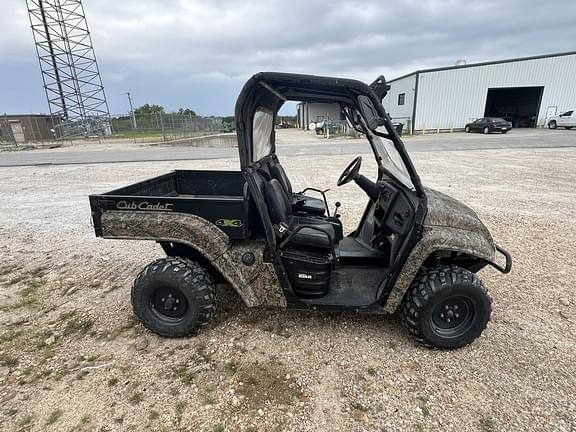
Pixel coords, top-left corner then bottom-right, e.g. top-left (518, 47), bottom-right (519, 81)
top-left (265, 179), bottom-right (292, 225)
top-left (269, 162), bottom-right (293, 195)
top-left (252, 170), bottom-right (267, 200)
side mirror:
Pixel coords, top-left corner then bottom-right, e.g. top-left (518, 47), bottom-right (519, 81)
top-left (369, 75), bottom-right (391, 100)
top-left (357, 95), bottom-right (385, 131)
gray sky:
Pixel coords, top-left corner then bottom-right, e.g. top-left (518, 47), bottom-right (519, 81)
top-left (2, 0), bottom-right (576, 116)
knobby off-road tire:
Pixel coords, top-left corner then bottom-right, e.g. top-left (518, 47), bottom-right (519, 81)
top-left (132, 257), bottom-right (215, 337)
top-left (400, 265), bottom-right (492, 349)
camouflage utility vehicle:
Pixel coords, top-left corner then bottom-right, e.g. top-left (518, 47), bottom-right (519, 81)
top-left (89, 72), bottom-right (512, 349)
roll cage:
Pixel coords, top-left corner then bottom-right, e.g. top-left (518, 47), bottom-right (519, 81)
top-left (234, 71), bottom-right (427, 234)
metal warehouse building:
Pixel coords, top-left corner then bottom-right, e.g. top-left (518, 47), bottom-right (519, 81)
top-left (383, 51), bottom-right (576, 133)
top-left (296, 102), bottom-right (344, 129)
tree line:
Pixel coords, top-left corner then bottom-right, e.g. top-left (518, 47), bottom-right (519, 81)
top-left (133, 104), bottom-right (196, 116)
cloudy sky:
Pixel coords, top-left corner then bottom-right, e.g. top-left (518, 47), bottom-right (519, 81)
top-left (2, 0), bottom-right (576, 116)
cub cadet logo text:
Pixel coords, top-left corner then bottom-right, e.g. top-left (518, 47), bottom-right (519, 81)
top-left (215, 219), bottom-right (243, 228)
top-left (116, 201), bottom-right (174, 212)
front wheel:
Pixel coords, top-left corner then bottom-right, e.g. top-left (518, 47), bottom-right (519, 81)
top-left (549, 120), bottom-right (557, 129)
top-left (132, 257), bottom-right (215, 337)
top-left (465, 126), bottom-right (470, 133)
top-left (483, 127), bottom-right (489, 134)
top-left (565, 126), bottom-right (573, 130)
top-left (400, 266), bottom-right (492, 349)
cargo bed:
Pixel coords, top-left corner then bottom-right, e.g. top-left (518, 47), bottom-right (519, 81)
top-left (89, 170), bottom-right (252, 240)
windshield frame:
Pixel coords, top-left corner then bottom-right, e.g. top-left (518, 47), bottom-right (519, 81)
top-left (361, 98), bottom-right (426, 199)
top-left (367, 127), bottom-right (415, 190)
top-left (344, 104), bottom-right (420, 193)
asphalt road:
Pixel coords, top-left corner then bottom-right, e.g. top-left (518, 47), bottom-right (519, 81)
top-left (0, 129), bottom-right (574, 167)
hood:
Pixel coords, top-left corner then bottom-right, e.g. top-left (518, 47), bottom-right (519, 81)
top-left (424, 188), bottom-right (495, 246)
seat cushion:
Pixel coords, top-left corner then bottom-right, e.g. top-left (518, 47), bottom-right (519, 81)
top-left (289, 223), bottom-right (335, 249)
top-left (292, 194), bottom-right (326, 215)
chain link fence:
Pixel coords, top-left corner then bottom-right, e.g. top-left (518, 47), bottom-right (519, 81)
top-left (0, 112), bottom-right (228, 149)
top-left (109, 113), bottom-right (225, 143)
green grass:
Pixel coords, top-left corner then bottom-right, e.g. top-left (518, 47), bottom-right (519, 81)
top-left (128, 392), bottom-right (144, 405)
top-left (113, 130), bottom-right (220, 140)
top-left (350, 401), bottom-right (369, 412)
top-left (19, 414), bottom-right (33, 427)
top-left (0, 329), bottom-right (24, 346)
top-left (224, 360), bottom-right (240, 374)
top-left (479, 417), bottom-right (498, 432)
top-left (417, 395), bottom-right (431, 416)
top-left (0, 353), bottom-right (19, 367)
top-left (200, 384), bottom-right (218, 405)
top-left (75, 370), bottom-right (89, 380)
top-left (175, 400), bottom-right (187, 425)
top-left (174, 363), bottom-right (196, 386)
top-left (46, 408), bottom-right (63, 426)
top-left (63, 315), bottom-right (94, 337)
top-left (0, 277), bottom-right (42, 311)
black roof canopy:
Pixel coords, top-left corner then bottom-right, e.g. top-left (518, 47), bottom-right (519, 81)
top-left (234, 72), bottom-right (385, 167)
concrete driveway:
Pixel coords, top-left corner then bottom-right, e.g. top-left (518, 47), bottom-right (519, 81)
top-left (0, 128), bottom-right (574, 167)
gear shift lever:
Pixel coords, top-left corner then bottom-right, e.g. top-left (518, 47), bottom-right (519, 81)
top-left (333, 201), bottom-right (341, 218)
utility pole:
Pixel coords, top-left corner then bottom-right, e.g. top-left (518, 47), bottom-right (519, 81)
top-left (126, 92), bottom-right (137, 130)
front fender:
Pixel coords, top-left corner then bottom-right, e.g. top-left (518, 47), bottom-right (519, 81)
top-left (383, 225), bottom-right (496, 313)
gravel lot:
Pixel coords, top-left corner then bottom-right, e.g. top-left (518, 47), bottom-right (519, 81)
top-left (0, 145), bottom-right (575, 432)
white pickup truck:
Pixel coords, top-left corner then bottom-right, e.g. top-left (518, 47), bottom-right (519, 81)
top-left (547, 110), bottom-right (576, 129)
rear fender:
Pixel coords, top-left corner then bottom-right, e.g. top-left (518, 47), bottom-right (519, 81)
top-left (100, 211), bottom-right (286, 307)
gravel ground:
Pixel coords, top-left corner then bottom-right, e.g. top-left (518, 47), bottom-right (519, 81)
top-left (0, 147), bottom-right (575, 432)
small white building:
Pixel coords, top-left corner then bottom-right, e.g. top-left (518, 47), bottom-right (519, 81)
top-left (296, 102), bottom-right (343, 129)
top-left (383, 51), bottom-right (576, 133)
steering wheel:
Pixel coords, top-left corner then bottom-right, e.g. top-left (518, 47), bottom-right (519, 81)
top-left (337, 156), bottom-right (362, 186)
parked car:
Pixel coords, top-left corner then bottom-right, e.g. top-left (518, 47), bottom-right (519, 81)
top-left (465, 117), bottom-right (512, 134)
top-left (547, 110), bottom-right (576, 129)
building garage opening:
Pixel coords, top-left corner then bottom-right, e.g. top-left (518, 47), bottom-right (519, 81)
top-left (484, 87), bottom-right (543, 128)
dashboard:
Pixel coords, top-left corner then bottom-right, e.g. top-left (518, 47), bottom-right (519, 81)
top-left (373, 181), bottom-right (415, 237)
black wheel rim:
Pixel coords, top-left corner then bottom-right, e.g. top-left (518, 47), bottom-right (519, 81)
top-left (150, 286), bottom-right (188, 321)
top-left (430, 296), bottom-right (476, 338)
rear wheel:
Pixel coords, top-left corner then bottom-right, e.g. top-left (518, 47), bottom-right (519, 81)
top-left (549, 120), bottom-right (557, 129)
top-left (400, 266), bottom-right (492, 349)
top-left (483, 127), bottom-right (489, 134)
top-left (565, 126), bottom-right (573, 130)
top-left (465, 126), bottom-right (470, 133)
top-left (132, 257), bottom-right (215, 337)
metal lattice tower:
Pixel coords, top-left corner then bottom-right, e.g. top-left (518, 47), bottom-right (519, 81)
top-left (26, 0), bottom-right (111, 138)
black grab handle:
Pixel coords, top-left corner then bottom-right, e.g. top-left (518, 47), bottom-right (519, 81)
top-left (491, 244), bottom-right (512, 274)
